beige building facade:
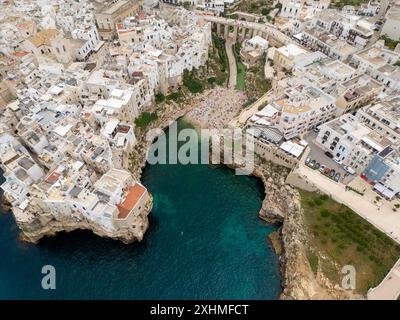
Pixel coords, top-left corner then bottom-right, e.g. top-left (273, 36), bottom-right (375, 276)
top-left (95, 0), bottom-right (143, 34)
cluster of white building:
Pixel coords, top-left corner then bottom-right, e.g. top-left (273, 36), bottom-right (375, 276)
top-left (0, 0), bottom-right (104, 65)
top-left (0, 2), bottom-right (214, 235)
top-left (0, 60), bottom-right (150, 233)
top-left (2, 0), bottom-right (400, 215)
top-left (315, 96), bottom-right (400, 199)
top-left (228, 1), bottom-right (400, 199)
top-left (117, 6), bottom-right (212, 93)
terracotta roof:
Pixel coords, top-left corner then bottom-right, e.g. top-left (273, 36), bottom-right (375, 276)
top-left (117, 183), bottom-right (146, 219)
top-left (118, 29), bottom-right (133, 34)
top-left (45, 172), bottom-right (61, 184)
top-left (132, 71), bottom-right (143, 77)
top-left (17, 20), bottom-right (34, 30)
top-left (13, 51), bottom-right (28, 58)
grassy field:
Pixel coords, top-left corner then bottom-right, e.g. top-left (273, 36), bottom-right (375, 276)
top-left (234, 43), bottom-right (246, 91)
top-left (211, 35), bottom-right (229, 86)
top-left (134, 112), bottom-right (158, 129)
top-left (155, 93), bottom-right (165, 104)
top-left (236, 59), bottom-right (246, 91)
top-left (299, 189), bottom-right (400, 295)
top-left (245, 60), bottom-right (271, 99)
top-left (331, 0), bottom-right (368, 8)
top-left (183, 69), bottom-right (205, 94)
top-left (166, 90), bottom-right (184, 102)
top-left (380, 35), bottom-right (400, 50)
top-left (226, 0), bottom-right (274, 15)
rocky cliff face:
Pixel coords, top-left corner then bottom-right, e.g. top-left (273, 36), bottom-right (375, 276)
top-left (253, 163), bottom-right (360, 300)
top-left (14, 196), bottom-right (153, 245)
top-left (1, 194), bottom-right (12, 212)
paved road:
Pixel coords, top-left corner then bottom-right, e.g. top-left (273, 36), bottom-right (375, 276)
top-left (368, 258), bottom-right (400, 300)
top-left (303, 132), bottom-right (354, 184)
top-left (225, 40), bottom-right (237, 90)
top-left (296, 159), bottom-right (400, 244)
top-left (378, 0), bottom-right (389, 19)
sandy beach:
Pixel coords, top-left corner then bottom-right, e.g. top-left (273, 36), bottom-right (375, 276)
top-left (185, 87), bottom-right (247, 129)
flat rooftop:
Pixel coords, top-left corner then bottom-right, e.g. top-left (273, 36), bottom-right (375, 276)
top-left (98, 0), bottom-right (132, 15)
top-left (369, 96), bottom-right (400, 125)
top-left (117, 183), bottom-right (146, 219)
top-left (325, 60), bottom-right (356, 76)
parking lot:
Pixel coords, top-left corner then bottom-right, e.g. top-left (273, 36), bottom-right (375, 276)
top-left (303, 132), bottom-right (356, 185)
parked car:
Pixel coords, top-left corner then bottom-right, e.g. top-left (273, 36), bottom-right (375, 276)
top-left (310, 159), bottom-right (316, 168)
top-left (334, 172), bottom-right (341, 182)
top-left (329, 169), bottom-right (336, 178)
top-left (324, 167), bottom-right (331, 175)
top-left (305, 157), bottom-right (311, 165)
top-left (319, 165), bottom-right (326, 173)
top-left (325, 151), bottom-right (333, 159)
top-left (314, 162), bottom-right (321, 170)
top-left (313, 127), bottom-right (320, 133)
top-left (333, 157), bottom-right (342, 165)
top-left (344, 166), bottom-right (356, 175)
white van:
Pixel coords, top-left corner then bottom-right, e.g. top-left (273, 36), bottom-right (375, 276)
top-left (344, 166), bottom-right (355, 175)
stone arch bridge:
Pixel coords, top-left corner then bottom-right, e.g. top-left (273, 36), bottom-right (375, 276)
top-left (201, 15), bottom-right (294, 47)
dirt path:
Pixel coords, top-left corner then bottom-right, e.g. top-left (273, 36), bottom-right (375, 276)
top-left (225, 40), bottom-right (237, 90)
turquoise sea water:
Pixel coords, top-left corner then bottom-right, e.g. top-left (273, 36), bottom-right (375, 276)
top-left (0, 120), bottom-right (281, 299)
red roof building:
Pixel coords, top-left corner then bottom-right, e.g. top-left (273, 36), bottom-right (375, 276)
top-left (116, 183), bottom-right (146, 219)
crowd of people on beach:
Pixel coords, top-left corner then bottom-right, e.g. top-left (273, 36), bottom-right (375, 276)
top-left (186, 88), bottom-right (247, 129)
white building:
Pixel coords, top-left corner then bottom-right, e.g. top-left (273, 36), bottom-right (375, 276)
top-left (92, 88), bottom-right (142, 124)
top-left (280, 0), bottom-right (303, 18)
top-left (264, 84), bottom-right (336, 139)
top-left (357, 96), bottom-right (400, 145)
top-left (273, 43), bottom-right (308, 70)
top-left (0, 133), bottom-right (45, 206)
top-left (240, 35), bottom-right (269, 66)
top-left (70, 26), bottom-right (101, 61)
top-left (316, 113), bottom-right (389, 173)
top-left (352, 41), bottom-right (400, 72)
top-left (119, 8), bottom-right (211, 93)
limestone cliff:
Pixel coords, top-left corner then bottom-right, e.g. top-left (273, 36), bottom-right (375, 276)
top-left (14, 196), bottom-right (153, 245)
top-left (1, 194), bottom-right (12, 212)
top-left (254, 163), bottom-right (361, 300)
